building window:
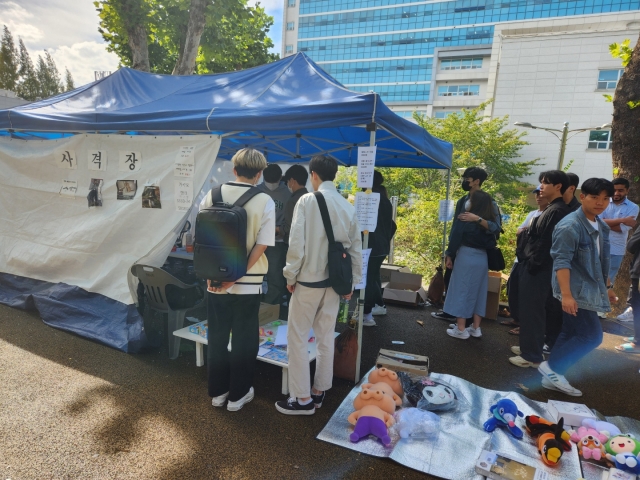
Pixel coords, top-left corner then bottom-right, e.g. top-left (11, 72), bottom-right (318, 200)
top-left (440, 58), bottom-right (483, 70)
top-left (587, 130), bottom-right (612, 150)
top-left (288, 0), bottom-right (295, 6)
top-left (287, 22), bottom-right (295, 31)
top-left (434, 111), bottom-right (458, 119)
top-left (285, 45), bottom-right (294, 54)
top-left (437, 85), bottom-right (480, 97)
top-left (597, 69), bottom-right (623, 90)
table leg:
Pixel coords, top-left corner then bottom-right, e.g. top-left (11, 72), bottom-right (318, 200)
top-left (196, 342), bottom-right (204, 367)
top-left (281, 367), bottom-right (289, 395)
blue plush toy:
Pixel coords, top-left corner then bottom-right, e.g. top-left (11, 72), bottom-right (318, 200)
top-left (483, 399), bottom-right (524, 439)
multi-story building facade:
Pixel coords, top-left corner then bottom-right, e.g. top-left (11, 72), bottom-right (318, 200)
top-left (282, 1), bottom-right (640, 180)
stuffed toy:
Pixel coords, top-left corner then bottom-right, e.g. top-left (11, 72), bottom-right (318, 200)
top-left (361, 382), bottom-right (402, 408)
top-left (368, 367), bottom-right (403, 397)
top-left (397, 372), bottom-right (458, 412)
top-left (581, 418), bottom-right (621, 438)
top-left (604, 434), bottom-right (640, 474)
top-left (483, 399), bottom-right (524, 439)
top-left (348, 386), bottom-right (398, 446)
top-left (526, 416), bottom-right (572, 466)
top-left (569, 425), bottom-right (608, 462)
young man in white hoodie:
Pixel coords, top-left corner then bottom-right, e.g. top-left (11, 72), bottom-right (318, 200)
top-left (275, 155), bottom-right (362, 415)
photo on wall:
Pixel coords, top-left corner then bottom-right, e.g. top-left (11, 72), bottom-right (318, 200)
top-left (142, 185), bottom-right (161, 209)
top-left (116, 180), bottom-right (137, 200)
top-left (87, 178), bottom-right (103, 207)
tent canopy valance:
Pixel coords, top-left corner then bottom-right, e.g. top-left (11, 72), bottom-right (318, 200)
top-left (0, 53), bottom-right (452, 169)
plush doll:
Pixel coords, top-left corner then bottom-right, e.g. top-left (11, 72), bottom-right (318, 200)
top-left (581, 418), bottom-right (621, 438)
top-left (483, 399), bottom-right (524, 439)
top-left (361, 382), bottom-right (402, 408)
top-left (348, 386), bottom-right (398, 446)
top-left (368, 367), bottom-right (403, 397)
top-left (526, 416), bottom-right (572, 466)
top-left (397, 372), bottom-right (458, 412)
top-left (569, 425), bottom-right (608, 461)
top-left (604, 434), bottom-right (640, 474)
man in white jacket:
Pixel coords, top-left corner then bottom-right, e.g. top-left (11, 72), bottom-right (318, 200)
top-left (275, 155), bottom-right (362, 415)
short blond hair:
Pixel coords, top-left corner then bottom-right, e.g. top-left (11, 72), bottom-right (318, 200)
top-left (232, 148), bottom-right (267, 178)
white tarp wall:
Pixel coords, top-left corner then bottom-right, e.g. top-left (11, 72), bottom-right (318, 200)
top-left (0, 134), bottom-right (221, 305)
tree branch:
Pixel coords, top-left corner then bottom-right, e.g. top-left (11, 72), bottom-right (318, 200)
top-left (172, 0), bottom-right (208, 75)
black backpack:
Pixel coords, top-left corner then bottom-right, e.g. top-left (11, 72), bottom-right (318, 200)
top-left (193, 185), bottom-right (262, 285)
top-left (314, 192), bottom-right (353, 296)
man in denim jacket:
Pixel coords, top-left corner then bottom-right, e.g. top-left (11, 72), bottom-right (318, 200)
top-left (540, 178), bottom-right (617, 396)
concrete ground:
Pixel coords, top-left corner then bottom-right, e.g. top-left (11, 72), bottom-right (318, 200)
top-left (0, 301), bottom-right (638, 480)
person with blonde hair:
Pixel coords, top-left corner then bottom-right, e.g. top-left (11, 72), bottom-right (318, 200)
top-left (199, 148), bottom-right (275, 412)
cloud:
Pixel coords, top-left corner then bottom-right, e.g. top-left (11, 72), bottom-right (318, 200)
top-left (0, 1), bottom-right (44, 43)
top-left (31, 42), bottom-right (120, 87)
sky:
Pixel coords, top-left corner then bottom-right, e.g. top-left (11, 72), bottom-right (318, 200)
top-left (0, 0), bottom-right (283, 87)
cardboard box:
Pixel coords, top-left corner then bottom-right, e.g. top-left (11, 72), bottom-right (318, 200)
top-left (475, 450), bottom-right (541, 480)
top-left (258, 303), bottom-right (280, 326)
top-left (382, 271), bottom-right (426, 306)
top-left (379, 264), bottom-right (411, 283)
top-left (376, 349), bottom-right (429, 376)
top-left (485, 271), bottom-right (503, 320)
top-left (547, 399), bottom-right (595, 428)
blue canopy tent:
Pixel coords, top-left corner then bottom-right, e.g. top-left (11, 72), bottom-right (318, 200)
top-left (0, 53), bottom-right (452, 358)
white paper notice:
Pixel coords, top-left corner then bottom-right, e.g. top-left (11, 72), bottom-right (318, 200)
top-left (274, 325), bottom-right (288, 346)
top-left (354, 248), bottom-right (372, 290)
top-left (175, 146), bottom-right (195, 178)
top-left (119, 150), bottom-right (142, 172)
top-left (56, 149), bottom-right (77, 169)
top-left (88, 150), bottom-right (107, 171)
top-left (439, 199), bottom-right (455, 222)
top-left (357, 146), bottom-right (376, 188)
top-left (355, 192), bottom-right (380, 232)
top-left (59, 180), bottom-right (78, 197)
top-left (175, 179), bottom-right (194, 212)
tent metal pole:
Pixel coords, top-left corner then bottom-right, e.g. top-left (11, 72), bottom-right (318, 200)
top-left (442, 168), bottom-right (451, 269)
top-left (354, 128), bottom-right (375, 383)
top-left (388, 196), bottom-right (398, 264)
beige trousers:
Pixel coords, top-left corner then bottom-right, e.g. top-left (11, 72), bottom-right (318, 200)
top-left (286, 284), bottom-right (340, 399)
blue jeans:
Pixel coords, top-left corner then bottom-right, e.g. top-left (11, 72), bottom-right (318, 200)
top-left (609, 254), bottom-right (624, 286)
top-left (629, 279), bottom-right (640, 342)
top-left (547, 308), bottom-right (603, 375)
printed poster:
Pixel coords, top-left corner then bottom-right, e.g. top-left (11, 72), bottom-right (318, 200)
top-left (355, 192), bottom-right (380, 232)
top-left (175, 179), bottom-right (193, 212)
top-left (357, 146), bottom-right (376, 188)
top-left (175, 146), bottom-right (195, 178)
top-left (354, 248), bottom-right (372, 290)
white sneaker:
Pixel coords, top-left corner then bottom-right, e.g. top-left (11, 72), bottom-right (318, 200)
top-left (511, 345), bottom-right (521, 355)
top-left (467, 326), bottom-right (482, 338)
top-left (371, 305), bottom-right (387, 316)
top-left (446, 327), bottom-right (470, 340)
top-left (363, 317), bottom-right (377, 327)
top-left (227, 387), bottom-right (254, 411)
top-left (538, 362), bottom-right (582, 397)
top-left (212, 392), bottom-right (229, 407)
top-left (617, 307), bottom-right (634, 322)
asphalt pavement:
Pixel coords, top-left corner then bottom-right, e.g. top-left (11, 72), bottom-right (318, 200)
top-left (0, 301), bottom-right (638, 479)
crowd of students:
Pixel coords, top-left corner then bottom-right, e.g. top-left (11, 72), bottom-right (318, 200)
top-left (433, 167), bottom-right (640, 396)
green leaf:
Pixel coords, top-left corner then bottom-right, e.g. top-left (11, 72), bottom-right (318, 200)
top-left (603, 94), bottom-right (613, 102)
top-left (627, 100), bottom-right (640, 110)
top-left (613, 167), bottom-right (620, 176)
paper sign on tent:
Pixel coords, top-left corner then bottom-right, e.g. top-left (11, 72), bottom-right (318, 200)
top-left (59, 180), bottom-right (78, 197)
top-left (119, 151), bottom-right (142, 172)
top-left (57, 150), bottom-right (77, 169)
top-left (357, 146), bottom-right (376, 188)
top-left (175, 146), bottom-right (195, 178)
top-left (175, 179), bottom-right (193, 212)
top-left (354, 248), bottom-right (372, 290)
top-left (88, 150), bottom-right (107, 171)
top-left (355, 192), bottom-right (380, 232)
top-left (438, 199), bottom-right (455, 221)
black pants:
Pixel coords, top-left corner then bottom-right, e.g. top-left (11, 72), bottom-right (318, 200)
top-left (544, 293), bottom-right (564, 350)
top-left (507, 263), bottom-right (521, 323)
top-left (364, 255), bottom-right (387, 314)
top-left (207, 293), bottom-right (260, 401)
top-left (518, 262), bottom-right (553, 363)
top-left (263, 242), bottom-right (288, 305)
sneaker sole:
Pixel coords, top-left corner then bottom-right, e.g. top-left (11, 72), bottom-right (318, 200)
top-left (363, 322), bottom-right (377, 327)
top-left (541, 378), bottom-right (583, 397)
top-left (227, 391), bottom-right (254, 411)
top-left (275, 403), bottom-right (315, 415)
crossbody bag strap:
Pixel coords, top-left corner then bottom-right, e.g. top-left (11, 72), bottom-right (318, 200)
top-left (313, 192), bottom-right (335, 244)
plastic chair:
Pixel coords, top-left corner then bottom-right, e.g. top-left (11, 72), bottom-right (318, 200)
top-left (131, 264), bottom-right (205, 359)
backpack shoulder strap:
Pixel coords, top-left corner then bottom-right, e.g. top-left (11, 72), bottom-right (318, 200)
top-left (233, 185), bottom-right (262, 208)
top-left (314, 191), bottom-right (335, 244)
top-left (210, 185), bottom-right (223, 205)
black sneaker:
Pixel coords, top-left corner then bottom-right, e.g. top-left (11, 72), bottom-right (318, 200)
top-left (275, 397), bottom-right (315, 415)
top-left (431, 310), bottom-right (454, 320)
top-left (543, 344), bottom-right (551, 356)
top-left (311, 391), bottom-right (326, 408)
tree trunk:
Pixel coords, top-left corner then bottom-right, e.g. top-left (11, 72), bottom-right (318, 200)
top-left (119, 0), bottom-right (150, 72)
top-left (610, 34), bottom-right (640, 313)
top-left (172, 0), bottom-right (207, 75)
